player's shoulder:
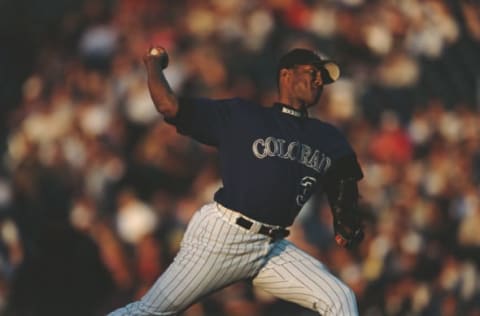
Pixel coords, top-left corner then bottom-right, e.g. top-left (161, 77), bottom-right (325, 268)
top-left (307, 118), bottom-right (354, 153)
top-left (208, 97), bottom-right (255, 107)
top-left (231, 97), bottom-right (260, 107)
top-left (309, 118), bottom-right (346, 138)
top-left (221, 97), bottom-right (263, 113)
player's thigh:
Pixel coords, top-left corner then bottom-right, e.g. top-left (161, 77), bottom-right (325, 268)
top-left (252, 240), bottom-right (358, 316)
top-left (107, 258), bottom-right (203, 316)
top-left (110, 205), bottom-right (239, 315)
top-left (141, 252), bottom-right (210, 313)
top-left (108, 244), bottom-right (242, 316)
top-left (140, 208), bottom-right (239, 313)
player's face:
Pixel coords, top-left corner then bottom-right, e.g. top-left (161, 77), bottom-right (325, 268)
top-left (290, 65), bottom-right (324, 107)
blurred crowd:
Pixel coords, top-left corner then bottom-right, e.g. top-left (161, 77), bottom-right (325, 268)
top-left (0, 0), bottom-right (480, 315)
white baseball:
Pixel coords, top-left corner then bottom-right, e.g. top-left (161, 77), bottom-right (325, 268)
top-left (150, 48), bottom-right (160, 56)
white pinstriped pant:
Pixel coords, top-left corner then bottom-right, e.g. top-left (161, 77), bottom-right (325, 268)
top-left (108, 202), bottom-right (358, 316)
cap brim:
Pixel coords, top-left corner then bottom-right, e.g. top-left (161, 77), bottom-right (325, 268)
top-left (313, 61), bottom-right (340, 84)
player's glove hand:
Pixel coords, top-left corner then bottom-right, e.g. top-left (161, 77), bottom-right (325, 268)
top-left (333, 211), bottom-right (364, 249)
top-left (143, 46), bottom-right (169, 70)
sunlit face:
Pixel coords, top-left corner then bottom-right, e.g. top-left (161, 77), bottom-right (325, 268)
top-left (289, 65), bottom-right (324, 107)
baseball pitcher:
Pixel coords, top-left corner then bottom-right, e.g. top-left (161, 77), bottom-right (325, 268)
top-left (108, 47), bottom-right (365, 316)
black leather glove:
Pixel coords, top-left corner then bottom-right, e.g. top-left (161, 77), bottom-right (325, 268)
top-left (333, 210), bottom-right (364, 249)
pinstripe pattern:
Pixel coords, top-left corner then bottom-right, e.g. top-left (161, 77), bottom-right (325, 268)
top-left (252, 239), bottom-right (358, 315)
top-left (107, 203), bottom-right (358, 316)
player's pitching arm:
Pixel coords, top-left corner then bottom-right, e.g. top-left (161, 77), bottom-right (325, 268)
top-left (143, 46), bottom-right (179, 119)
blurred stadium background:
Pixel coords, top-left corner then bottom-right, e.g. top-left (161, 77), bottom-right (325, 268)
top-left (0, 0), bottom-right (479, 315)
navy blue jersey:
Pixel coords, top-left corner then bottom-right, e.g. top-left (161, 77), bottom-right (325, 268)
top-left (165, 98), bottom-right (362, 227)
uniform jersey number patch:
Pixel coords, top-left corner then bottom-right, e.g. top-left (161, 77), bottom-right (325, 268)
top-left (296, 176), bottom-right (317, 207)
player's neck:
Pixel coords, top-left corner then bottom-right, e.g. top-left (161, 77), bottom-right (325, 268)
top-left (278, 96), bottom-right (305, 111)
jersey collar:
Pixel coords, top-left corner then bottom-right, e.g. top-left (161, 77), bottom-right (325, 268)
top-left (273, 103), bottom-right (308, 118)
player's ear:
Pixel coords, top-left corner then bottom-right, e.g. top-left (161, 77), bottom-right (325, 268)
top-left (279, 68), bottom-right (291, 85)
top-left (280, 68), bottom-right (290, 78)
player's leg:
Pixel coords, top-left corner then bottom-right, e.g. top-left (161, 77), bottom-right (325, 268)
top-left (252, 239), bottom-right (358, 316)
top-left (107, 203), bottom-right (228, 315)
top-left (108, 203), bottom-right (269, 316)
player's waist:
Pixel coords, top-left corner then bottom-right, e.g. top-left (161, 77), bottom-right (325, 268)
top-left (215, 203), bottom-right (290, 241)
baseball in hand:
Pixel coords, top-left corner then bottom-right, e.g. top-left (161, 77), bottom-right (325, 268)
top-left (145, 46), bottom-right (169, 69)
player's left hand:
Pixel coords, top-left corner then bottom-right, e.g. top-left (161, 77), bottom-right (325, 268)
top-left (333, 213), bottom-right (364, 249)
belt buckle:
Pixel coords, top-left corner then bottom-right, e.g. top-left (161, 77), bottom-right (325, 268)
top-left (269, 227), bottom-right (289, 240)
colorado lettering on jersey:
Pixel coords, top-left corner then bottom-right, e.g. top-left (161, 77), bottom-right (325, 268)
top-left (252, 136), bottom-right (331, 173)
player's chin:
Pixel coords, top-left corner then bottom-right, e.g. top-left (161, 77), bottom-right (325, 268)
top-left (308, 89), bottom-right (322, 106)
top-left (307, 94), bottom-right (321, 107)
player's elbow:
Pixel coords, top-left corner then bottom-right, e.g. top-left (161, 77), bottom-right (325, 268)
top-left (157, 105), bottom-right (178, 118)
top-left (154, 99), bottom-right (179, 119)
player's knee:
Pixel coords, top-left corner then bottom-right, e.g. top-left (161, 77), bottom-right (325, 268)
top-left (314, 282), bottom-right (357, 316)
top-left (108, 301), bottom-right (179, 316)
top-left (139, 302), bottom-right (180, 316)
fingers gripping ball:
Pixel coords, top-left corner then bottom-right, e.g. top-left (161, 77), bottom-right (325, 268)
top-left (148, 47), bottom-right (169, 69)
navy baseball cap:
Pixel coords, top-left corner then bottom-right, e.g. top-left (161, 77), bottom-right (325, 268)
top-left (278, 48), bottom-right (340, 84)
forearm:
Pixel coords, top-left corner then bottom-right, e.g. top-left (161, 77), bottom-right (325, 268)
top-left (143, 47), bottom-right (179, 118)
top-left (325, 154), bottom-right (363, 213)
top-left (326, 177), bottom-right (359, 217)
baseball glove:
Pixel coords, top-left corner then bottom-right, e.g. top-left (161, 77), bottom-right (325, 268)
top-left (333, 210), bottom-right (364, 249)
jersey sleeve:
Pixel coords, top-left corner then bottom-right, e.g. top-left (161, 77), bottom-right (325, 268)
top-left (164, 97), bottom-right (235, 146)
top-left (323, 125), bottom-right (363, 182)
top-left (326, 154), bottom-right (363, 182)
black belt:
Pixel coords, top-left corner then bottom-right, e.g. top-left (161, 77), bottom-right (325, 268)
top-left (235, 217), bottom-right (290, 240)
